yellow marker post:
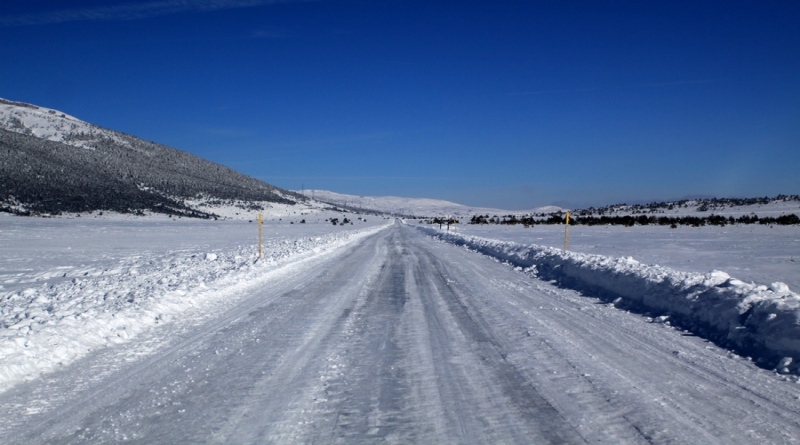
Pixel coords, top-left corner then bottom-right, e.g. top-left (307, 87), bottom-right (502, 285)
top-left (257, 213), bottom-right (263, 259)
top-left (564, 211), bottom-right (570, 251)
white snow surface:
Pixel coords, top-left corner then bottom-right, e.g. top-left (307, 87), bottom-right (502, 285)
top-left (455, 223), bottom-right (800, 292)
top-left (0, 215), bottom-right (390, 392)
top-left (180, 198), bottom-right (318, 220)
top-left (0, 98), bottom-right (130, 150)
top-left (3, 221), bottom-right (800, 442)
top-left (296, 189), bottom-right (561, 216)
top-left (418, 225), bottom-right (800, 371)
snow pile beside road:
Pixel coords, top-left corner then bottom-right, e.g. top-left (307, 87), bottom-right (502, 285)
top-left (420, 227), bottom-right (800, 373)
top-left (0, 224), bottom-right (387, 392)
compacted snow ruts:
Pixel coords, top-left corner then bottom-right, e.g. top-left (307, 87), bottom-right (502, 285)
top-left (2, 222), bottom-right (800, 444)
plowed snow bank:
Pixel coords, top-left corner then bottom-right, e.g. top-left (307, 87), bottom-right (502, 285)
top-left (0, 224), bottom-right (388, 393)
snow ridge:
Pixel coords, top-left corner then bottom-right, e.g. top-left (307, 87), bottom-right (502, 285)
top-left (419, 226), bottom-right (800, 373)
top-left (0, 224), bottom-right (388, 393)
top-left (296, 189), bottom-right (560, 217)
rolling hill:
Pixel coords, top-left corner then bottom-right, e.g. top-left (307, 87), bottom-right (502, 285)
top-left (0, 98), bottom-right (301, 217)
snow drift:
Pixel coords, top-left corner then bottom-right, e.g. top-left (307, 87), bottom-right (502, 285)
top-left (419, 226), bottom-right (800, 373)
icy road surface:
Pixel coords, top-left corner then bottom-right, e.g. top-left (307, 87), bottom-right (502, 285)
top-left (2, 222), bottom-right (800, 444)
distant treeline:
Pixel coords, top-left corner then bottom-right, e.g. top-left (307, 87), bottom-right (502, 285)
top-left (576, 194), bottom-right (800, 216)
top-left (469, 213), bottom-right (800, 227)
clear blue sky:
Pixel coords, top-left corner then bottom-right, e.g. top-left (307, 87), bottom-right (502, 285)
top-left (1, 1), bottom-right (798, 209)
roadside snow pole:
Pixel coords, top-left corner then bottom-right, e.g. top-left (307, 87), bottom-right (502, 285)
top-left (564, 211), bottom-right (570, 251)
top-left (257, 213), bottom-right (263, 259)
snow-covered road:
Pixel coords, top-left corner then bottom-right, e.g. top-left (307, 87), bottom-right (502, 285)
top-left (2, 222), bottom-right (800, 444)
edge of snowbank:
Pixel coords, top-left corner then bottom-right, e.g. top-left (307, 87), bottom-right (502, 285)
top-left (0, 223), bottom-right (390, 393)
top-left (418, 226), bottom-right (800, 373)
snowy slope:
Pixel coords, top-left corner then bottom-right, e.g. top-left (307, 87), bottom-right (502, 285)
top-left (296, 189), bottom-right (561, 217)
top-left (0, 97), bottom-right (300, 217)
top-left (0, 98), bottom-right (130, 150)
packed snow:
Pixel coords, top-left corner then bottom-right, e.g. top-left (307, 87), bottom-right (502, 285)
top-left (0, 214), bottom-right (390, 392)
top-left (417, 224), bottom-right (800, 372)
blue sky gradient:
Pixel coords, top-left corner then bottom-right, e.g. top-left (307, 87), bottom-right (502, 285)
top-left (1, 0), bottom-right (798, 209)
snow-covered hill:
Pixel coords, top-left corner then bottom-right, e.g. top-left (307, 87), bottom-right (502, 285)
top-left (296, 189), bottom-right (561, 217)
top-left (0, 97), bottom-right (302, 218)
top-left (0, 98), bottom-right (131, 150)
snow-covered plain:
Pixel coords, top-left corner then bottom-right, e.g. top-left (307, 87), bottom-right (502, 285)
top-left (0, 213), bottom-right (390, 392)
top-left (416, 223), bottom-right (800, 372)
top-left (454, 223), bottom-right (800, 292)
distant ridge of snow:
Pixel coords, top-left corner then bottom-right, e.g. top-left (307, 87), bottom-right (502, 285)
top-left (420, 227), bottom-right (800, 374)
top-left (295, 189), bottom-right (561, 217)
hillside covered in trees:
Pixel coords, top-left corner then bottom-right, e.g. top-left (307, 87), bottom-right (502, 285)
top-left (0, 99), bottom-right (301, 217)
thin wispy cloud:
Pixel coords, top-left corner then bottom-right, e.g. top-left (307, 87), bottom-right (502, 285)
top-left (0, 0), bottom-right (312, 27)
top-left (201, 127), bottom-right (256, 138)
top-left (501, 79), bottom-right (715, 97)
top-left (265, 132), bottom-right (395, 150)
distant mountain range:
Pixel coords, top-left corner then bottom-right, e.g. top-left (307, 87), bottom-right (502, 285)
top-left (300, 189), bottom-right (800, 220)
top-left (296, 189), bottom-right (562, 217)
top-left (0, 98), bottom-right (302, 217)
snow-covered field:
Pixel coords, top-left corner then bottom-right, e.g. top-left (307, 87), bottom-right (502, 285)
top-left (416, 222), bottom-right (800, 372)
top-left (0, 213), bottom-right (390, 392)
top-left (453, 223), bottom-right (800, 292)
